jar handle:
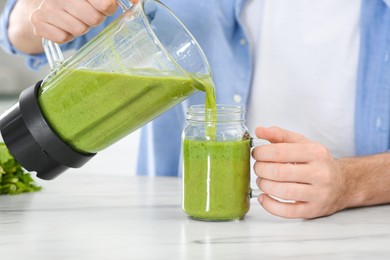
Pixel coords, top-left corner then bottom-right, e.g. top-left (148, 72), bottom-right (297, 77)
top-left (250, 137), bottom-right (270, 147)
top-left (250, 189), bottom-right (262, 199)
top-left (42, 0), bottom-right (136, 70)
top-left (249, 137), bottom-right (270, 199)
top-left (248, 138), bottom-right (297, 202)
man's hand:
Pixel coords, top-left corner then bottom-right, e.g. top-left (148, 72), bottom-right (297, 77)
top-left (252, 126), bottom-right (350, 219)
top-left (8, 0), bottom-right (119, 54)
top-left (30, 0), bottom-right (118, 44)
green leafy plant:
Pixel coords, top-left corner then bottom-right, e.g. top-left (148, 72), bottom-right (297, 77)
top-left (0, 143), bottom-right (42, 195)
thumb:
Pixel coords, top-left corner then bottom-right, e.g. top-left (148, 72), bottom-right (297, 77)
top-left (255, 126), bottom-right (309, 144)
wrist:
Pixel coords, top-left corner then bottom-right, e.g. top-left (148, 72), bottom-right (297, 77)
top-left (336, 153), bottom-right (390, 209)
top-left (336, 157), bottom-right (366, 209)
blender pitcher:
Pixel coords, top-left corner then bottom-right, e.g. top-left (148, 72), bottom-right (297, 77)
top-left (0, 0), bottom-right (212, 180)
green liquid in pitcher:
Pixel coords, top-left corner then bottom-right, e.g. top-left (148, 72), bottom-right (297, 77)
top-left (38, 69), bottom-right (215, 153)
top-left (182, 139), bottom-right (251, 221)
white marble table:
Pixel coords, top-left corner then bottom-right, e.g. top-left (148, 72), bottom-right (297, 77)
top-left (1, 173), bottom-right (390, 259)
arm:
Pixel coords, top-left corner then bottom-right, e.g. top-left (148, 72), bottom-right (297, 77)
top-left (8, 0), bottom-right (118, 54)
top-left (8, 0), bottom-right (43, 54)
top-left (338, 154), bottom-right (390, 208)
top-left (252, 126), bottom-right (390, 219)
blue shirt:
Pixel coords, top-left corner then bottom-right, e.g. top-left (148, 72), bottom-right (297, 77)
top-left (1, 0), bottom-right (389, 176)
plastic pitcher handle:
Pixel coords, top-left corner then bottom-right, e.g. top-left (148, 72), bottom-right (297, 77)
top-left (42, 0), bottom-right (135, 70)
top-left (117, 0), bottom-right (133, 11)
top-left (42, 38), bottom-right (64, 70)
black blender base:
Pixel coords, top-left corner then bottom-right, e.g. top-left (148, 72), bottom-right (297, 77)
top-left (0, 81), bottom-right (95, 180)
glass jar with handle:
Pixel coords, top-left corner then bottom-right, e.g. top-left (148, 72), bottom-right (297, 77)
top-left (182, 105), bottom-right (267, 221)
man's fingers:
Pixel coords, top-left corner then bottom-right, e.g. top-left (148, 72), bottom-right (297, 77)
top-left (87, 0), bottom-right (118, 16)
top-left (47, 10), bottom-right (90, 36)
top-left (64, 0), bottom-right (107, 27)
top-left (254, 162), bottom-right (315, 184)
top-left (257, 178), bottom-right (316, 202)
top-left (255, 126), bottom-right (309, 144)
top-left (252, 142), bottom-right (330, 163)
top-left (30, 14), bottom-right (73, 43)
top-left (31, 1), bottom-right (92, 42)
top-left (258, 194), bottom-right (313, 219)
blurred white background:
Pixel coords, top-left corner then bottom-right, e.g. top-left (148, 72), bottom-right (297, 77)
top-left (0, 0), bottom-right (140, 177)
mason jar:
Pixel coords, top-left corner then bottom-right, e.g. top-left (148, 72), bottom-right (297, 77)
top-left (182, 104), bottom-right (253, 221)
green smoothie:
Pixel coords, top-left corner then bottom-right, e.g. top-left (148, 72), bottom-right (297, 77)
top-left (182, 138), bottom-right (251, 221)
top-left (38, 69), bottom-right (215, 153)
